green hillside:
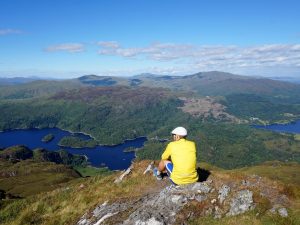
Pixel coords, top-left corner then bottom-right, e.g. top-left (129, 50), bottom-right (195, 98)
top-left (223, 93), bottom-right (300, 123)
top-left (137, 123), bottom-right (300, 169)
top-left (0, 145), bottom-right (87, 167)
top-left (1, 71), bottom-right (300, 125)
top-left (0, 145), bottom-right (94, 199)
top-left (0, 85), bottom-right (300, 169)
top-left (0, 72), bottom-right (300, 168)
top-left (74, 72), bottom-right (300, 123)
top-left (0, 159), bottom-right (80, 198)
top-left (0, 86), bottom-right (182, 144)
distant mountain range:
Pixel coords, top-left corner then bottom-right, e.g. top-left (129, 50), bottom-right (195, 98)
top-left (75, 71), bottom-right (300, 99)
top-left (1, 71), bottom-right (299, 95)
top-left (268, 76), bottom-right (300, 84)
top-left (0, 77), bottom-right (44, 85)
top-left (1, 71), bottom-right (300, 104)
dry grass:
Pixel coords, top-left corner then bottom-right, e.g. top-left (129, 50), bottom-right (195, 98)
top-left (1, 160), bottom-right (300, 225)
top-left (0, 160), bottom-right (165, 225)
top-left (0, 159), bottom-right (80, 197)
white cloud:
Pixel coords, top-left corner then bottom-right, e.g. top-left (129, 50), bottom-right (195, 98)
top-left (35, 41), bottom-right (300, 77)
top-left (97, 42), bottom-right (300, 72)
top-left (0, 29), bottom-right (22, 35)
top-left (45, 43), bottom-right (85, 53)
top-left (97, 41), bottom-right (120, 48)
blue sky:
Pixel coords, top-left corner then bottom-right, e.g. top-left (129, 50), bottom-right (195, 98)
top-left (0, 0), bottom-right (300, 78)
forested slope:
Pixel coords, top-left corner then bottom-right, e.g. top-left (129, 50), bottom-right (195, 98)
top-left (1, 85), bottom-right (300, 169)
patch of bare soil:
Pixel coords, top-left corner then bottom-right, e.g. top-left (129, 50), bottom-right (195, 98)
top-left (178, 96), bottom-right (240, 122)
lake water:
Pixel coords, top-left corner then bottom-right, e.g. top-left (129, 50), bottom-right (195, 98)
top-left (253, 119), bottom-right (300, 134)
top-left (0, 128), bottom-right (147, 170)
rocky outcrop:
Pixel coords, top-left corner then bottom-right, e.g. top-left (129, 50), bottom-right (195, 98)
top-left (77, 168), bottom-right (291, 224)
top-left (77, 181), bottom-right (267, 224)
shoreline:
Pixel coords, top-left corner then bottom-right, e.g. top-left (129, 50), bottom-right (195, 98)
top-left (252, 117), bottom-right (300, 126)
top-left (54, 127), bottom-right (147, 147)
top-left (0, 126), bottom-right (148, 147)
top-left (253, 119), bottom-right (300, 135)
top-left (0, 127), bottom-right (148, 171)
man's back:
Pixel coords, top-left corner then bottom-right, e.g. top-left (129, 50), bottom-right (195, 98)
top-left (162, 139), bottom-right (198, 185)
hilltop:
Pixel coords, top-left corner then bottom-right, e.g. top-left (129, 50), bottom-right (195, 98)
top-left (76, 71), bottom-right (300, 98)
top-left (1, 160), bottom-right (299, 225)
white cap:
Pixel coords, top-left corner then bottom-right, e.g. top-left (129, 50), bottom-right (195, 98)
top-left (171, 127), bottom-right (187, 136)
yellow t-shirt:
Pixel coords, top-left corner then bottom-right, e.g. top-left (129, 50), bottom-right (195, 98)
top-left (161, 139), bottom-right (198, 185)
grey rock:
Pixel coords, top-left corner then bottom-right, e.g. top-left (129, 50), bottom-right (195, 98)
top-left (171, 194), bottom-right (183, 204)
top-left (77, 179), bottom-right (267, 225)
top-left (124, 186), bottom-right (188, 224)
top-left (273, 194), bottom-right (289, 206)
top-left (134, 218), bottom-right (164, 225)
top-left (218, 185), bottom-right (230, 204)
top-left (269, 207), bottom-right (277, 214)
top-left (194, 195), bottom-right (207, 202)
top-left (206, 179), bottom-right (213, 184)
top-left (77, 215), bottom-right (88, 225)
top-left (114, 166), bottom-right (133, 184)
top-left (94, 212), bottom-right (118, 225)
top-left (143, 162), bottom-right (154, 175)
top-left (227, 190), bottom-right (254, 216)
top-left (205, 207), bottom-right (213, 216)
top-left (77, 201), bottom-right (131, 225)
top-left (278, 208), bottom-right (288, 217)
top-left (213, 206), bottom-right (223, 219)
top-left (188, 182), bottom-right (211, 193)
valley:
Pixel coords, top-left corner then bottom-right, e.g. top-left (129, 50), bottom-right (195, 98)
top-left (1, 71), bottom-right (300, 224)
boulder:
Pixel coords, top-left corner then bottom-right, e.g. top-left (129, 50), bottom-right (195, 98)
top-left (226, 190), bottom-right (254, 216)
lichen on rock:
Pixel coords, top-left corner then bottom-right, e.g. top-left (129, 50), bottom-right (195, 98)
top-left (226, 190), bottom-right (254, 216)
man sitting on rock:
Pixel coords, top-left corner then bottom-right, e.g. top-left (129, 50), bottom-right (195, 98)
top-left (154, 127), bottom-right (198, 185)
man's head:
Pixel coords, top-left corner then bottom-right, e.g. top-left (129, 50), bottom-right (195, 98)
top-left (171, 127), bottom-right (187, 141)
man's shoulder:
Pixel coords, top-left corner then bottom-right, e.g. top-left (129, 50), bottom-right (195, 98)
top-left (170, 139), bottom-right (196, 145)
top-left (185, 139), bottom-right (196, 147)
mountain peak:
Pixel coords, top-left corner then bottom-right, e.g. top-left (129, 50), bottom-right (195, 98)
top-left (78, 74), bottom-right (102, 80)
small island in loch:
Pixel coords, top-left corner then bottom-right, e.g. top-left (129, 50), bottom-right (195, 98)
top-left (58, 136), bottom-right (98, 148)
top-left (41, 133), bottom-right (55, 143)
